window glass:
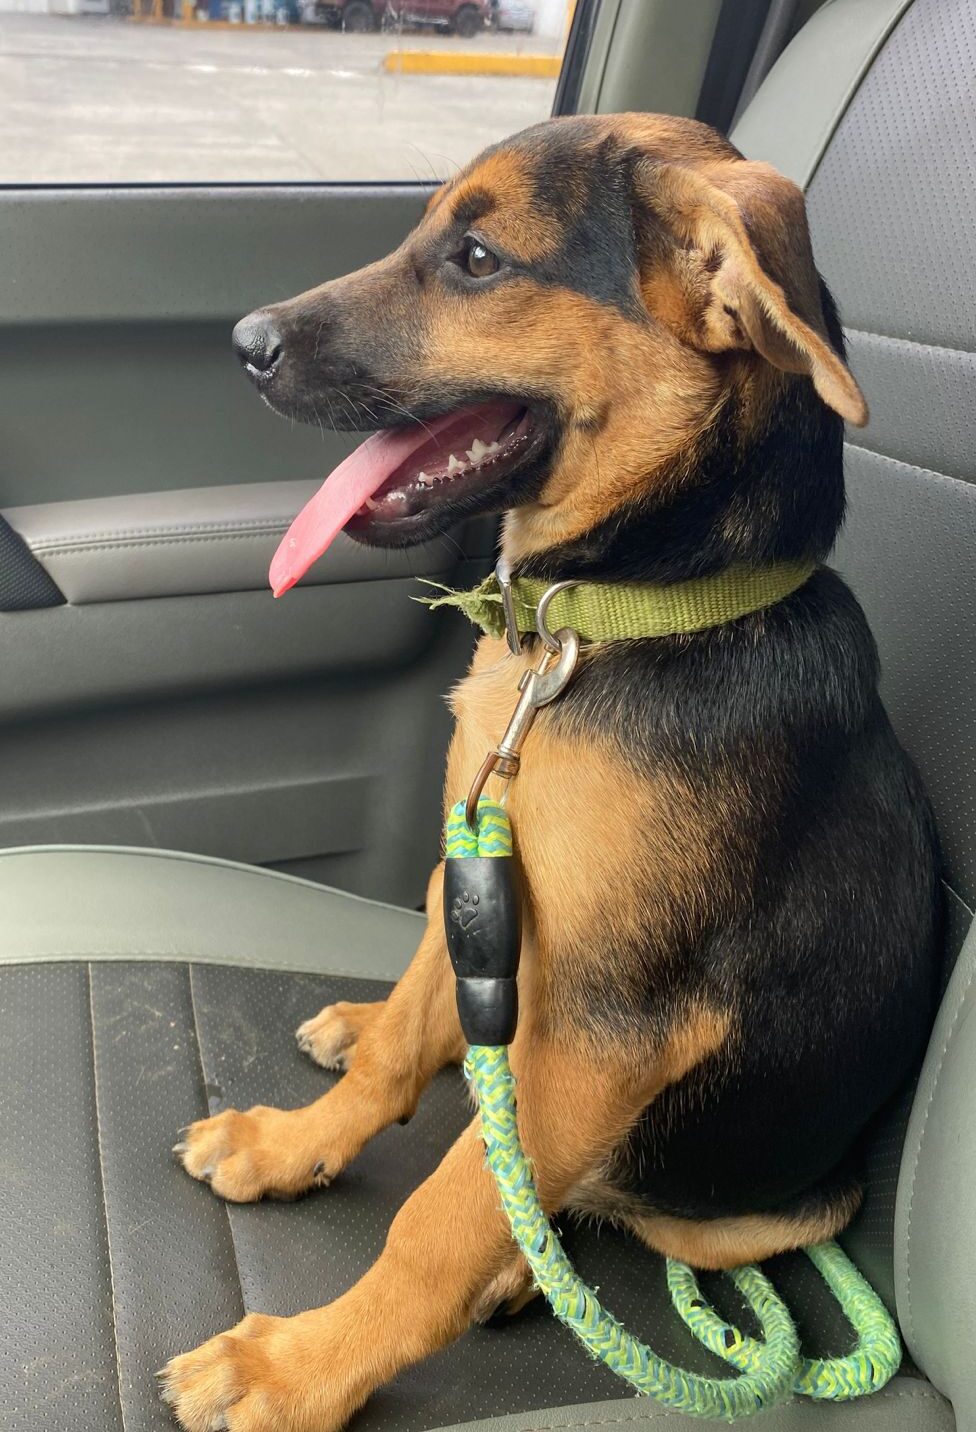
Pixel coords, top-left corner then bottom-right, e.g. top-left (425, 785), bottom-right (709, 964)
top-left (0, 0), bottom-right (573, 183)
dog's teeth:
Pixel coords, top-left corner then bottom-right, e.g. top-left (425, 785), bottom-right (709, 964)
top-left (447, 453), bottom-right (463, 475)
top-left (467, 438), bottom-right (490, 464)
top-left (417, 471), bottom-right (435, 487)
top-left (487, 440), bottom-right (501, 455)
top-left (364, 495), bottom-right (379, 510)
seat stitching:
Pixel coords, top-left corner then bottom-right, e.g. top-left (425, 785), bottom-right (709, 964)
top-left (34, 528), bottom-right (290, 557)
top-left (28, 517), bottom-right (296, 547)
top-left (511, 1387), bottom-right (948, 1431)
top-left (1, 950), bottom-right (400, 981)
top-left (944, 882), bottom-right (974, 921)
top-left (87, 960), bottom-right (129, 1432)
top-left (845, 325), bottom-right (976, 359)
top-left (802, 0), bottom-right (915, 191)
top-left (843, 441), bottom-right (973, 487)
top-left (903, 948), bottom-right (976, 1350)
top-left (0, 843), bottom-right (426, 917)
top-left (187, 962), bottom-right (247, 1322)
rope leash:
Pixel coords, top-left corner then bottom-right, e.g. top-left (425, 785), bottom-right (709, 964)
top-left (446, 797), bottom-right (902, 1421)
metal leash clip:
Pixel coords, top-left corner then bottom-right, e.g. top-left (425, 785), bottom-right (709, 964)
top-left (465, 613), bottom-right (580, 829)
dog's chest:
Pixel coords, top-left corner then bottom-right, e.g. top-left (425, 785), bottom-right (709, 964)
top-left (448, 636), bottom-right (536, 753)
top-left (444, 636), bottom-right (718, 968)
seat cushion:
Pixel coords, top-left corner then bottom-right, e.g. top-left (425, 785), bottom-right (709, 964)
top-left (450, 1382), bottom-right (954, 1432)
top-left (0, 844), bottom-right (425, 979)
top-left (0, 847), bottom-right (951, 1432)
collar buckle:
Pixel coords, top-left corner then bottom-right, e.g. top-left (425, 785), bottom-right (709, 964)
top-left (496, 560), bottom-right (584, 655)
top-left (494, 558), bottom-right (524, 655)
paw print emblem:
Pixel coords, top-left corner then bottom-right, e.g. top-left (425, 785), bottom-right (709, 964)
top-left (450, 890), bottom-right (480, 931)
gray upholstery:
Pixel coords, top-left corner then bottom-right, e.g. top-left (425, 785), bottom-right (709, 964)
top-left (896, 918), bottom-right (976, 1426)
top-left (0, 578), bottom-right (446, 722)
top-left (0, 845), bottom-right (423, 978)
top-left (3, 1), bottom-right (975, 1429)
top-left (5, 943), bottom-right (933, 1432)
top-left (0, 513), bottom-right (64, 611)
top-left (736, 0), bottom-right (976, 1418)
top-left (435, 1381), bottom-right (955, 1432)
top-left (832, 454), bottom-right (976, 907)
top-left (2, 483), bottom-right (467, 606)
top-left (803, 0), bottom-right (976, 911)
top-left (802, 1), bottom-right (976, 1401)
top-left (729, 0), bottom-right (913, 187)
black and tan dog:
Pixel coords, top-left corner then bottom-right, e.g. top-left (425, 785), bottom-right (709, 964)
top-left (162, 114), bottom-right (940, 1432)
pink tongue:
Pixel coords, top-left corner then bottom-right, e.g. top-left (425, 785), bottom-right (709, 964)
top-left (269, 401), bottom-right (520, 597)
top-left (269, 422), bottom-right (437, 598)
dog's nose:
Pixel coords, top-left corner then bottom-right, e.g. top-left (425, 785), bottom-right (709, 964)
top-left (233, 311), bottom-right (283, 376)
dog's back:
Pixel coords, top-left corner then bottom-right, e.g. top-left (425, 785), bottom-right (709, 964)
top-left (573, 571), bottom-right (940, 1246)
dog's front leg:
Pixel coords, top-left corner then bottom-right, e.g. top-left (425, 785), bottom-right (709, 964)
top-left (162, 1040), bottom-right (652, 1432)
top-left (175, 864), bottom-right (464, 1202)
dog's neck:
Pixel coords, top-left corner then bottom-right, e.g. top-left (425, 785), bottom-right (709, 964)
top-left (504, 377), bottom-right (846, 587)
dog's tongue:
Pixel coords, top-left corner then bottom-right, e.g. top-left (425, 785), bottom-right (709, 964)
top-left (270, 400), bottom-right (522, 597)
top-left (269, 421), bottom-right (436, 598)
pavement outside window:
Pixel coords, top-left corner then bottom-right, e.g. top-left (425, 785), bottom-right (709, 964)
top-left (0, 12), bottom-right (566, 183)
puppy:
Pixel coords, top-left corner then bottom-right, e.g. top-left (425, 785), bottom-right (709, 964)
top-left (162, 114), bottom-right (940, 1432)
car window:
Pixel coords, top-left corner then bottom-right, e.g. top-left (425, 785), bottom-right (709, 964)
top-left (0, 0), bottom-right (572, 183)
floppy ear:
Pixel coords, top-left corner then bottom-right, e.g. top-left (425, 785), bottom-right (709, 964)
top-left (636, 157), bottom-right (867, 427)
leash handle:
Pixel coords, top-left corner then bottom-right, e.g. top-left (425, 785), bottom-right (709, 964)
top-left (466, 1043), bottom-right (802, 1420)
top-left (446, 797), bottom-right (902, 1419)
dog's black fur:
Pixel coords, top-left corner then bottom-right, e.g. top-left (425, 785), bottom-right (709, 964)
top-left (554, 569), bottom-right (940, 1219)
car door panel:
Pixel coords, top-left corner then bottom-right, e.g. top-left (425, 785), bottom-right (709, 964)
top-left (3, 483), bottom-right (468, 604)
top-left (0, 186), bottom-right (483, 904)
top-left (0, 188), bottom-right (427, 504)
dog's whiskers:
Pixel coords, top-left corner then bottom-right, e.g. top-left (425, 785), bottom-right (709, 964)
top-left (358, 385), bottom-right (439, 444)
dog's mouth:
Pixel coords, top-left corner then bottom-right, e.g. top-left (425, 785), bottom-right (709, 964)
top-left (270, 399), bottom-right (538, 597)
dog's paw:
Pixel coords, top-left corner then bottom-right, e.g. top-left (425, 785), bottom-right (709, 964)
top-left (159, 1310), bottom-right (358, 1432)
top-left (470, 1259), bottom-right (539, 1324)
top-left (296, 1000), bottom-right (382, 1070)
top-left (296, 1007), bottom-right (357, 1071)
top-left (173, 1107), bottom-right (331, 1202)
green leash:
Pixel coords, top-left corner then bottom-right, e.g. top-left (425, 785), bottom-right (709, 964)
top-left (445, 797), bottom-right (902, 1421)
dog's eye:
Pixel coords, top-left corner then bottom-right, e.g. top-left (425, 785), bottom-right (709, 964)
top-left (460, 236), bottom-right (500, 280)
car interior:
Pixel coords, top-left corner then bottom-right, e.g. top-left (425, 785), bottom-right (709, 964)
top-left (1, 0), bottom-right (974, 1428)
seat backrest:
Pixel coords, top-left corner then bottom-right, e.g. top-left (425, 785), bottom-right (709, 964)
top-left (732, 0), bottom-right (976, 1416)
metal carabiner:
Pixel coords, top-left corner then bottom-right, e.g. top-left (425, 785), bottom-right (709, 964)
top-left (465, 626), bottom-right (580, 828)
top-left (495, 563), bottom-right (582, 656)
top-left (535, 579), bottom-right (581, 654)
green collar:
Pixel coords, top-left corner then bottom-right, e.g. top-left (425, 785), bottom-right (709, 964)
top-left (420, 560), bottom-right (816, 645)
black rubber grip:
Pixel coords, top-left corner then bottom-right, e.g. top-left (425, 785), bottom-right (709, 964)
top-left (444, 855), bottom-right (521, 1044)
top-left (456, 977), bottom-right (519, 1046)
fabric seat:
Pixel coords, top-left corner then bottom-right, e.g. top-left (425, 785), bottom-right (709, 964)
top-left (2, 0), bottom-right (975, 1428)
top-left (0, 848), bottom-right (954, 1432)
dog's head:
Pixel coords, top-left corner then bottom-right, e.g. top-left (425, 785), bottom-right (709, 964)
top-left (236, 114), bottom-right (865, 591)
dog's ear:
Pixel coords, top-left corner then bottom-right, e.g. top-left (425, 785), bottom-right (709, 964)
top-left (635, 157), bottom-right (867, 426)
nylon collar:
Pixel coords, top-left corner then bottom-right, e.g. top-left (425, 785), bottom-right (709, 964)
top-left (420, 560), bottom-right (816, 646)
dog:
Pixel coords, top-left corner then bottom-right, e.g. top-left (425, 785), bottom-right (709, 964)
top-left (161, 113), bottom-right (941, 1432)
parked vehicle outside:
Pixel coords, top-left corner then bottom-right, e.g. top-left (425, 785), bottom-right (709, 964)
top-left (301, 0), bottom-right (490, 32)
top-left (492, 0), bottom-right (535, 32)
